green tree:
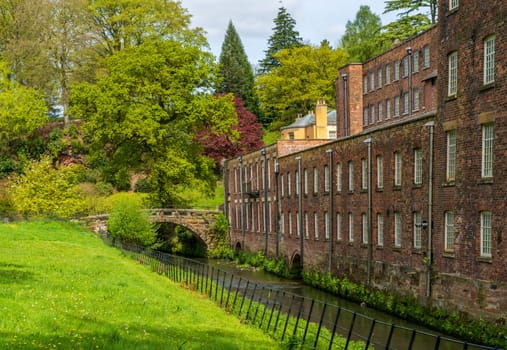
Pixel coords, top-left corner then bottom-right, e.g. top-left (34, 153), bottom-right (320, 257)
top-left (258, 7), bottom-right (302, 74)
top-left (8, 156), bottom-right (85, 219)
top-left (217, 20), bottom-right (258, 115)
top-left (70, 39), bottom-right (236, 207)
top-left (339, 5), bottom-right (388, 63)
top-left (382, 0), bottom-right (437, 43)
top-left (384, 0), bottom-right (437, 24)
top-left (256, 43), bottom-right (348, 128)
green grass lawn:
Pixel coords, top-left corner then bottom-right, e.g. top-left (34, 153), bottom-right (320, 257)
top-left (0, 220), bottom-right (281, 349)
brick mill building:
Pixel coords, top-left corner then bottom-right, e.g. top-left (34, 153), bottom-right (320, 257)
top-left (224, 0), bottom-right (506, 323)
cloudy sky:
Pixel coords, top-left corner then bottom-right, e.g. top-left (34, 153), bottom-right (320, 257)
top-left (180, 0), bottom-right (399, 64)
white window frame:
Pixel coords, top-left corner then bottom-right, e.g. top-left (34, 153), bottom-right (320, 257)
top-left (336, 213), bottom-right (342, 240)
top-left (394, 59), bottom-right (400, 80)
top-left (402, 56), bottom-right (409, 77)
top-left (394, 96), bottom-right (400, 117)
top-left (361, 158), bottom-right (368, 190)
top-left (304, 168), bottom-right (308, 195)
top-left (370, 104), bottom-right (375, 124)
top-left (385, 99), bottom-right (391, 119)
top-left (377, 155), bottom-right (383, 189)
top-left (287, 172), bottom-right (292, 196)
top-left (348, 161), bottom-right (354, 192)
top-left (313, 167), bottom-right (318, 194)
top-left (336, 162), bottom-right (342, 192)
top-left (480, 211), bottom-right (492, 257)
top-left (484, 35), bottom-right (495, 85)
top-left (296, 211), bottom-right (300, 237)
top-left (348, 212), bottom-right (354, 242)
top-left (450, 0), bottom-right (459, 10)
top-left (446, 130), bottom-right (456, 181)
top-left (304, 212), bottom-right (309, 239)
top-left (482, 123), bottom-right (494, 178)
top-left (281, 174), bottom-right (285, 197)
top-left (403, 92), bottom-right (409, 114)
top-left (295, 170), bottom-right (299, 195)
top-left (377, 68), bottom-right (382, 87)
top-left (413, 88), bottom-right (419, 111)
top-left (314, 212), bottom-right (319, 240)
top-left (448, 51), bottom-right (458, 96)
top-left (423, 45), bottom-right (430, 68)
top-left (377, 213), bottom-right (384, 247)
top-left (394, 212), bottom-right (402, 248)
top-left (413, 50), bottom-right (419, 73)
top-left (288, 212), bottom-right (292, 237)
top-left (385, 64), bottom-right (391, 84)
top-left (369, 71), bottom-right (375, 91)
top-left (378, 101), bottom-right (383, 122)
top-left (363, 75), bottom-right (368, 94)
top-left (413, 211), bottom-right (422, 249)
top-left (325, 211), bottom-right (330, 240)
top-left (324, 165), bottom-right (330, 192)
top-left (444, 211), bottom-right (454, 252)
top-left (414, 149), bottom-right (422, 185)
top-left (362, 213), bottom-right (368, 244)
top-left (394, 151), bottom-right (402, 186)
top-left (363, 108), bottom-right (368, 126)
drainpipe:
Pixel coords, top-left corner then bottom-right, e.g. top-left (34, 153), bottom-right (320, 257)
top-left (261, 149), bottom-right (268, 256)
top-left (425, 121), bottom-right (435, 298)
top-left (296, 156), bottom-right (303, 268)
top-left (239, 156), bottom-right (245, 249)
top-left (274, 161), bottom-right (280, 257)
top-left (363, 138), bottom-right (373, 286)
top-left (342, 74), bottom-right (349, 137)
top-left (407, 47), bottom-right (412, 117)
top-left (326, 149), bottom-right (334, 273)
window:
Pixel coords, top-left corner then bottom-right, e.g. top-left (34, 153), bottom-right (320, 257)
top-left (386, 99), bottom-right (391, 119)
top-left (444, 211), bottom-right (454, 252)
top-left (394, 151), bottom-right (402, 186)
top-left (296, 211), bottom-right (300, 237)
top-left (385, 64), bottom-right (391, 84)
top-left (269, 202), bottom-right (272, 233)
top-left (446, 130), bottom-right (456, 181)
top-left (378, 102), bottom-right (383, 122)
top-left (295, 170), bottom-right (299, 195)
top-left (363, 75), bottom-right (368, 94)
top-left (336, 213), bottom-right (342, 240)
top-left (413, 50), bottom-right (419, 73)
top-left (267, 160), bottom-right (271, 189)
top-left (394, 59), bottom-right (400, 80)
top-left (450, 0), bottom-right (459, 10)
top-left (288, 212), bottom-right (292, 237)
top-left (234, 168), bottom-right (238, 192)
top-left (403, 92), bottom-right (409, 114)
top-left (361, 158), bottom-right (368, 190)
top-left (414, 149), bottom-right (422, 185)
top-left (413, 211), bottom-right (422, 249)
top-left (349, 212), bottom-right (354, 242)
top-left (304, 212), bottom-right (309, 239)
top-left (246, 203), bottom-right (249, 230)
top-left (369, 104), bottom-right (375, 124)
top-left (313, 167), bottom-right (318, 194)
top-left (281, 174), bottom-right (285, 197)
top-left (370, 71), bottom-right (375, 91)
top-left (329, 131), bottom-right (336, 139)
top-left (376, 155), bottom-right (383, 189)
top-left (423, 45), bottom-right (430, 68)
top-left (377, 68), bottom-right (382, 87)
top-left (402, 56), bottom-right (409, 77)
top-left (325, 211), bottom-right (330, 240)
top-left (336, 162), bottom-right (342, 192)
top-left (482, 123), bottom-right (494, 178)
top-left (324, 165), bottom-right (330, 192)
top-left (288, 172), bottom-right (292, 196)
top-left (304, 168), bottom-right (308, 195)
top-left (394, 212), bottom-right (402, 248)
top-left (288, 132), bottom-right (295, 140)
top-left (484, 35), bottom-right (495, 84)
top-left (448, 51), bottom-right (458, 96)
top-left (394, 96), bottom-right (400, 117)
top-left (280, 213), bottom-right (284, 235)
top-left (257, 203), bottom-right (261, 232)
top-left (481, 211), bottom-right (492, 257)
top-left (362, 213), bottom-right (368, 244)
top-left (314, 212), bottom-right (319, 240)
top-left (348, 161), bottom-right (354, 192)
top-left (413, 88), bottom-right (419, 111)
top-left (363, 108), bottom-right (368, 126)
top-left (377, 213), bottom-right (384, 247)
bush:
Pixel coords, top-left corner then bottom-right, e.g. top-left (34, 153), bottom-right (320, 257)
top-left (208, 213), bottom-right (234, 259)
top-left (107, 196), bottom-right (157, 247)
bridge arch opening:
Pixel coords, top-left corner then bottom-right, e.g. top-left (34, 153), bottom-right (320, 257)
top-left (157, 223), bottom-right (207, 258)
top-left (289, 252), bottom-right (302, 278)
top-left (234, 242), bottom-right (242, 253)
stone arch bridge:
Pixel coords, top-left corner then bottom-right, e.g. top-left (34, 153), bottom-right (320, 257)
top-left (81, 209), bottom-right (223, 250)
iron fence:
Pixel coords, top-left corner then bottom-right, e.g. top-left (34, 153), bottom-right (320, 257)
top-left (104, 237), bottom-right (502, 350)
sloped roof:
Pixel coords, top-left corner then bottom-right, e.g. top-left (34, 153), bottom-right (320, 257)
top-left (280, 109), bottom-right (336, 130)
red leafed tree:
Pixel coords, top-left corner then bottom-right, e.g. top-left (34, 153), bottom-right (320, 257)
top-left (197, 96), bottom-right (264, 170)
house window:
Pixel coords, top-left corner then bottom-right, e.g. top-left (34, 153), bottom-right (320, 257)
top-left (484, 35), bottom-right (495, 85)
top-left (295, 169), bottom-right (299, 195)
top-left (287, 172), bottom-right (292, 196)
top-left (414, 149), bottom-right (422, 185)
top-left (234, 168), bottom-right (238, 192)
top-left (257, 203), bottom-right (261, 232)
top-left (482, 123), bottom-right (494, 178)
top-left (423, 45), bottom-right (430, 68)
top-left (246, 203), bottom-right (249, 230)
top-left (448, 51), bottom-right (458, 96)
top-left (402, 92), bottom-right (409, 114)
top-left (296, 211), bottom-right (300, 237)
top-left (325, 211), bottom-right (330, 240)
top-left (369, 104), bottom-right (375, 124)
top-left (269, 202), bottom-right (272, 233)
top-left (336, 162), bottom-right (342, 192)
top-left (280, 213), bottom-right (284, 235)
top-left (370, 71), bottom-right (375, 91)
top-left (444, 211), bottom-right (454, 252)
top-left (394, 96), bottom-right (400, 117)
top-left (394, 151), bottom-right (402, 187)
top-left (377, 68), bottom-right (382, 87)
top-left (413, 88), bottom-right (419, 111)
top-left (450, 0), bottom-right (459, 10)
top-left (376, 155), bottom-right (383, 189)
top-left (288, 132), bottom-right (294, 140)
top-left (446, 130), bottom-right (456, 181)
top-left (324, 165), bottom-right (330, 192)
top-left (394, 212), bottom-right (402, 248)
top-left (281, 174), bottom-right (285, 197)
top-left (336, 213), bottom-right (342, 240)
top-left (385, 64), bottom-right (391, 84)
top-left (385, 99), bottom-right (391, 119)
top-left (361, 158), bottom-right (368, 190)
top-left (313, 167), bottom-right (318, 194)
top-left (288, 212), bottom-right (292, 237)
top-left (402, 56), bottom-right (409, 77)
top-left (480, 211), bottom-right (492, 257)
top-left (267, 160), bottom-right (271, 189)
top-left (378, 102), bottom-right (383, 122)
top-left (303, 168), bottom-right (308, 195)
top-left (413, 50), bottom-right (419, 73)
top-left (304, 212), bottom-right (309, 239)
top-left (377, 213), bottom-right (384, 247)
top-left (394, 59), bottom-right (400, 80)
top-left (362, 213), bottom-right (368, 244)
top-left (348, 161), bottom-right (354, 192)
top-left (413, 211), bottom-right (422, 249)
top-left (349, 212), bottom-right (354, 242)
top-left (363, 75), bottom-right (368, 94)
top-left (314, 212), bottom-right (319, 240)
top-left (363, 108), bottom-right (368, 126)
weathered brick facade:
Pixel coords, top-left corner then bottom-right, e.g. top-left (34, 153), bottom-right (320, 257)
top-left (224, 0), bottom-right (507, 323)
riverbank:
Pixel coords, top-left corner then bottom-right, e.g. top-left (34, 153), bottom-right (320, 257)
top-left (0, 220), bottom-right (281, 349)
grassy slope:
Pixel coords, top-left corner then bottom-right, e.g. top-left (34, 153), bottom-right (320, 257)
top-left (0, 221), bottom-right (281, 349)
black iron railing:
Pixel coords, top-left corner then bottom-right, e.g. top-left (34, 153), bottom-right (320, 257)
top-left (103, 237), bottom-right (502, 350)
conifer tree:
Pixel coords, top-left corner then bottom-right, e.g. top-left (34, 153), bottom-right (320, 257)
top-left (217, 21), bottom-right (258, 115)
top-left (258, 7), bottom-right (302, 74)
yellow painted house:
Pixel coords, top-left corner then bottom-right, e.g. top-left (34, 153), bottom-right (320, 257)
top-left (280, 99), bottom-right (336, 140)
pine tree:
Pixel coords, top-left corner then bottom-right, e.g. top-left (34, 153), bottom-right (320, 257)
top-left (217, 21), bottom-right (258, 115)
top-left (258, 7), bottom-right (302, 74)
